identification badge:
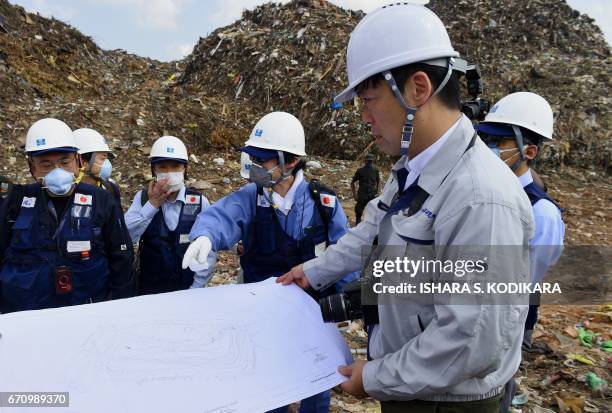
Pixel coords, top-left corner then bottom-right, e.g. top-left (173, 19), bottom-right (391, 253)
top-left (320, 194), bottom-right (336, 208)
top-left (67, 240), bottom-right (91, 253)
top-left (54, 266), bottom-right (73, 294)
top-left (74, 193), bottom-right (93, 206)
top-left (179, 234), bottom-right (190, 244)
top-left (314, 241), bottom-right (327, 257)
top-left (185, 195), bottom-right (201, 205)
top-left (257, 194), bottom-right (270, 208)
top-left (21, 197), bottom-right (36, 208)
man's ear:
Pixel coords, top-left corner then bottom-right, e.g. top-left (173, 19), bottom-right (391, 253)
top-left (523, 145), bottom-right (538, 161)
top-left (403, 71), bottom-right (433, 107)
top-left (27, 156), bottom-right (36, 180)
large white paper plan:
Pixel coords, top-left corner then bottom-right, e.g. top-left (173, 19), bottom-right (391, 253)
top-left (0, 279), bottom-right (352, 413)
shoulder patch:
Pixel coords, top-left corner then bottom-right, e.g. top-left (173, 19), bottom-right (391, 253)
top-left (185, 194), bottom-right (201, 205)
top-left (21, 197), bottom-right (36, 208)
top-left (320, 193), bottom-right (336, 208)
top-left (74, 193), bottom-right (93, 206)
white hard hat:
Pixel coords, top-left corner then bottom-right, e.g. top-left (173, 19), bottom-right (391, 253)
top-left (149, 136), bottom-right (188, 163)
top-left (73, 128), bottom-right (113, 157)
top-left (481, 92), bottom-right (553, 140)
top-left (242, 112), bottom-right (306, 156)
top-left (240, 152), bottom-right (252, 179)
top-left (336, 3), bottom-right (459, 103)
top-left (25, 118), bottom-right (78, 155)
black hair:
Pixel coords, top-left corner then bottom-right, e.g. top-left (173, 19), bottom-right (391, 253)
top-left (81, 152), bottom-right (95, 164)
top-left (519, 127), bottom-right (546, 166)
top-left (355, 62), bottom-right (462, 111)
top-left (283, 152), bottom-right (306, 176)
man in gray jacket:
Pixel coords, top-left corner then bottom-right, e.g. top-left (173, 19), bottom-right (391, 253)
top-left (279, 4), bottom-right (534, 412)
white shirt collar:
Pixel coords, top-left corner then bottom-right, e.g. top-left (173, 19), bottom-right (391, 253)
top-left (401, 117), bottom-right (462, 190)
top-left (518, 169), bottom-right (533, 188)
top-left (271, 170), bottom-right (304, 215)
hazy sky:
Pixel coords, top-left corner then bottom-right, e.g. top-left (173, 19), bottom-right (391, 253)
top-left (9, 0), bottom-right (612, 61)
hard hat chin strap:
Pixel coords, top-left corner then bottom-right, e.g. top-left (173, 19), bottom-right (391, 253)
top-left (274, 150), bottom-right (295, 186)
top-left (511, 125), bottom-right (526, 161)
top-left (383, 57), bottom-right (456, 157)
top-left (509, 125), bottom-right (527, 172)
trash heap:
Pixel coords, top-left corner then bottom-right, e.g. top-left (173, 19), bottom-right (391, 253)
top-left (429, 0), bottom-right (611, 173)
top-left (179, 0), bottom-right (610, 172)
top-left (178, 0), bottom-right (364, 159)
top-left (0, 0), bottom-right (255, 201)
top-left (1, 0), bottom-right (611, 187)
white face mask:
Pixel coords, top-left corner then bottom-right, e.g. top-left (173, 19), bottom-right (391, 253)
top-left (156, 171), bottom-right (184, 193)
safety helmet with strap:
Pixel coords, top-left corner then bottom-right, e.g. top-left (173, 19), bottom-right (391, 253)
top-left (335, 3), bottom-right (466, 157)
top-left (478, 92), bottom-right (553, 168)
top-left (73, 128), bottom-right (114, 157)
top-left (243, 111), bottom-right (306, 156)
top-left (149, 136), bottom-right (189, 164)
top-left (25, 118), bottom-right (78, 155)
top-left (482, 92), bottom-right (553, 141)
top-left (242, 112), bottom-right (306, 187)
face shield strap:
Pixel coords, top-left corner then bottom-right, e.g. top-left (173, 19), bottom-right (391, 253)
top-left (383, 70), bottom-right (417, 157)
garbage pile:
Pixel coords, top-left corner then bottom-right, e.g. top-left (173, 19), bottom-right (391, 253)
top-left (429, 0), bottom-right (611, 173)
top-left (1, 0), bottom-right (610, 175)
top-left (179, 0), bottom-right (610, 172)
top-left (0, 0), bottom-right (255, 202)
top-left (178, 0), bottom-right (364, 159)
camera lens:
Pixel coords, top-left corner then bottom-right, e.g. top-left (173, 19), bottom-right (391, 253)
top-left (319, 293), bottom-right (348, 323)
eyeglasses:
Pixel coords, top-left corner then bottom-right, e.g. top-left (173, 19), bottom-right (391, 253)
top-left (33, 156), bottom-right (77, 170)
top-left (250, 156), bottom-right (273, 165)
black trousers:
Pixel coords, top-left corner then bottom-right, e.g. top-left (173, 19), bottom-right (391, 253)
top-left (380, 393), bottom-right (504, 413)
top-left (355, 195), bottom-right (375, 224)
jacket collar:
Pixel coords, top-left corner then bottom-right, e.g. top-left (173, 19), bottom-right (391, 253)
top-left (417, 114), bottom-right (477, 195)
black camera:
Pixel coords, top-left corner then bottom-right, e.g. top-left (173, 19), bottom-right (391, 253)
top-left (461, 64), bottom-right (490, 121)
top-left (318, 279), bottom-right (379, 325)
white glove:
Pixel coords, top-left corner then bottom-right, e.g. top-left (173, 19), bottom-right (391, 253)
top-left (182, 236), bottom-right (212, 271)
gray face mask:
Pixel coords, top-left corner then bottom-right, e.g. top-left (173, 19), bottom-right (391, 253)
top-left (248, 163), bottom-right (280, 188)
top-left (248, 152), bottom-right (292, 188)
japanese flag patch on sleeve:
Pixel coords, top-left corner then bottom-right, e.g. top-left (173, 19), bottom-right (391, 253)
top-left (320, 194), bottom-right (336, 208)
top-left (74, 193), bottom-right (93, 206)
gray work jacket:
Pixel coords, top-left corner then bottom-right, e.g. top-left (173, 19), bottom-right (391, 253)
top-left (304, 115), bottom-right (534, 402)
